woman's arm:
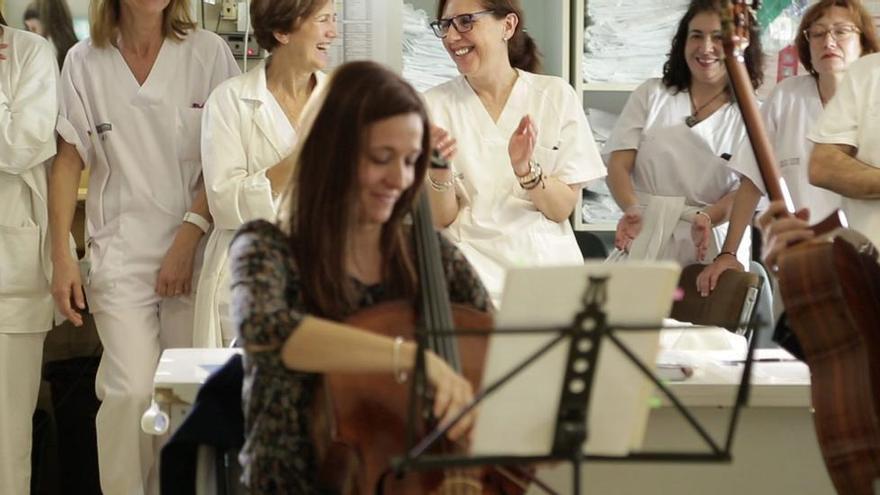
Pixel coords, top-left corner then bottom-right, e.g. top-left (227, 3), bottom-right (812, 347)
top-left (695, 178), bottom-right (762, 295)
top-left (48, 139), bottom-right (85, 326)
top-left (0, 35), bottom-right (57, 174)
top-left (508, 116), bottom-right (580, 223)
top-left (425, 126), bottom-right (460, 228)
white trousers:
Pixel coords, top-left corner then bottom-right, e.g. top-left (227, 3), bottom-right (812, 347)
top-left (0, 331), bottom-right (48, 495)
top-left (93, 296), bottom-right (194, 495)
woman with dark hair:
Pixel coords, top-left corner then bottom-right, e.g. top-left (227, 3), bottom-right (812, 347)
top-left (424, 0), bottom-right (605, 305)
top-left (23, 4), bottom-right (42, 35)
top-left (193, 0), bottom-right (336, 347)
top-left (0, 12), bottom-right (58, 495)
top-left (230, 60), bottom-right (485, 493)
top-left (696, 0), bottom-right (879, 295)
top-left (606, 0), bottom-right (763, 267)
top-left (36, 0), bottom-right (79, 68)
top-left (48, 0), bottom-right (238, 491)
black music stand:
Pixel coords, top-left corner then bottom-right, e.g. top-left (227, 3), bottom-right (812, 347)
top-left (391, 274), bottom-right (762, 495)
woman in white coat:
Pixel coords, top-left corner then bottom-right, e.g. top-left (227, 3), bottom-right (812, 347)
top-left (605, 0), bottom-right (763, 267)
top-left (47, 0), bottom-right (239, 492)
top-left (0, 13), bottom-right (58, 495)
top-left (424, 0), bottom-right (605, 305)
top-left (696, 0), bottom-right (878, 295)
top-left (193, 0), bottom-right (336, 348)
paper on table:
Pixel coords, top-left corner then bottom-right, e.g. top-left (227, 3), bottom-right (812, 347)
top-left (471, 262), bottom-right (680, 457)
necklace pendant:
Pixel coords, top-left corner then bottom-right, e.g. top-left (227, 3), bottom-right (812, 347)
top-left (685, 115), bottom-right (698, 128)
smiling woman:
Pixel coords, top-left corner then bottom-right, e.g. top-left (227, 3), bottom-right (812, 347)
top-left (604, 0), bottom-right (763, 269)
top-left (192, 0), bottom-right (339, 348)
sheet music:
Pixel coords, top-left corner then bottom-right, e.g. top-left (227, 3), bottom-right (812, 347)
top-left (471, 262), bottom-right (680, 457)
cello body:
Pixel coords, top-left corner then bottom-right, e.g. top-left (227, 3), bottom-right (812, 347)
top-left (778, 231), bottom-right (880, 495)
top-left (312, 301), bottom-right (497, 494)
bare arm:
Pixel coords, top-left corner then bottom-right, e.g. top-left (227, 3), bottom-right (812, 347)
top-left (606, 149), bottom-right (639, 211)
top-left (48, 139), bottom-right (85, 326)
top-left (696, 179), bottom-right (762, 295)
top-left (809, 143), bottom-right (880, 199)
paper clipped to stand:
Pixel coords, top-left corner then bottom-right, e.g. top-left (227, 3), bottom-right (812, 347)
top-left (471, 261), bottom-right (680, 457)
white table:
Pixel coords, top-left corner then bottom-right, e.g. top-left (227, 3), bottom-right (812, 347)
top-left (527, 349), bottom-right (833, 495)
top-left (147, 347), bottom-right (832, 495)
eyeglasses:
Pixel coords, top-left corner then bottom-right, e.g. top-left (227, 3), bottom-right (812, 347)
top-left (430, 10), bottom-right (495, 38)
top-left (803, 24), bottom-right (861, 43)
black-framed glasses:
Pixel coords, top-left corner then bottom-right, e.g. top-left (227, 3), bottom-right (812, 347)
top-left (430, 10), bottom-right (495, 38)
top-left (803, 24), bottom-right (861, 43)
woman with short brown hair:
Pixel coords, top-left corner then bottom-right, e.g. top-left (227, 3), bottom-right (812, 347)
top-left (193, 0), bottom-right (337, 347)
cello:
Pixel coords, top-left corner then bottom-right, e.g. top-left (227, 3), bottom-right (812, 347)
top-left (721, 2), bottom-right (880, 493)
top-left (310, 192), bottom-right (533, 494)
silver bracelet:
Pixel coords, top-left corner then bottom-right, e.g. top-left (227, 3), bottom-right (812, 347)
top-left (516, 161), bottom-right (543, 188)
top-left (392, 336), bottom-right (408, 384)
top-left (428, 173), bottom-right (456, 192)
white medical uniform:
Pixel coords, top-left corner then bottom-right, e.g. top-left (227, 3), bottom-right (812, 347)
top-left (56, 31), bottom-right (239, 495)
top-left (808, 52), bottom-right (880, 247)
top-left (729, 75), bottom-right (840, 221)
top-left (424, 70), bottom-right (606, 304)
top-left (193, 60), bottom-right (325, 347)
top-left (603, 78), bottom-right (750, 267)
top-left (0, 26), bottom-right (57, 495)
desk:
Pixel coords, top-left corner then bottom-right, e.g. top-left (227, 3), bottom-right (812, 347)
top-left (527, 350), bottom-right (833, 495)
top-left (148, 348), bottom-right (832, 494)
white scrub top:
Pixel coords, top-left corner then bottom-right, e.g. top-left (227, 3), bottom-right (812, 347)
top-left (729, 75), bottom-right (840, 221)
top-left (0, 26), bottom-right (57, 333)
top-left (424, 70), bottom-right (606, 303)
top-left (809, 53), bottom-right (880, 247)
top-left (603, 78), bottom-right (748, 266)
top-left (57, 30), bottom-right (240, 313)
top-left (193, 60), bottom-right (326, 347)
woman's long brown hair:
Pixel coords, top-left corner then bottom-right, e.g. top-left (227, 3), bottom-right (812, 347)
top-left (284, 61), bottom-right (431, 318)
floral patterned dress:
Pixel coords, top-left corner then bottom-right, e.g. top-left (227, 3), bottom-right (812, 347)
top-left (228, 219), bottom-right (491, 494)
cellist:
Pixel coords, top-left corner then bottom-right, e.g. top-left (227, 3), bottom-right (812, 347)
top-left (228, 60), bottom-right (490, 493)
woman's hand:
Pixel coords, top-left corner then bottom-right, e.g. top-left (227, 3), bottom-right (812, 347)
top-left (155, 223), bottom-right (202, 297)
top-left (508, 115), bottom-right (537, 176)
top-left (425, 351), bottom-right (476, 442)
top-left (695, 255), bottom-right (743, 297)
top-left (757, 201), bottom-right (813, 269)
top-left (51, 255), bottom-right (86, 327)
top-left (431, 125), bottom-right (457, 164)
top-left (614, 206), bottom-right (643, 252)
top-left (691, 212), bottom-right (712, 262)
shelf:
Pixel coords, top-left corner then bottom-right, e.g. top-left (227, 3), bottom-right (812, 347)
top-left (582, 82), bottom-right (639, 92)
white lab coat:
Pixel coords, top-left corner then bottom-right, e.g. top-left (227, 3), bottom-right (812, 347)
top-left (603, 78), bottom-right (749, 267)
top-left (0, 26), bottom-right (58, 495)
top-left (0, 26), bottom-right (57, 334)
top-left (808, 53), bottom-right (880, 247)
top-left (729, 75), bottom-right (840, 221)
top-left (56, 31), bottom-right (240, 312)
top-left (193, 61), bottom-right (325, 347)
top-left (424, 70), bottom-right (606, 304)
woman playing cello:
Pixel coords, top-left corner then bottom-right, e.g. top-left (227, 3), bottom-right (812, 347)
top-left (229, 60), bottom-right (489, 493)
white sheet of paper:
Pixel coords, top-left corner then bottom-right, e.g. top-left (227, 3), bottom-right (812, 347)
top-left (471, 261), bottom-right (680, 457)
